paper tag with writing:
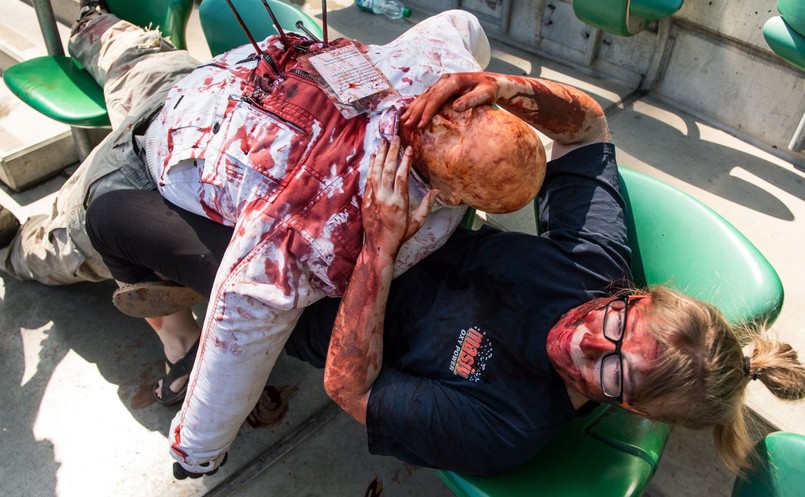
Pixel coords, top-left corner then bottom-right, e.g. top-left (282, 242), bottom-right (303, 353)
top-left (299, 41), bottom-right (398, 118)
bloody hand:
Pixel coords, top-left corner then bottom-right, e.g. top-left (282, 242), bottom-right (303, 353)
top-left (362, 136), bottom-right (438, 260)
top-left (401, 72), bottom-right (501, 129)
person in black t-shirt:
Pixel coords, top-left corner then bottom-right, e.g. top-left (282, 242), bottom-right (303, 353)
top-left (307, 72), bottom-right (805, 476)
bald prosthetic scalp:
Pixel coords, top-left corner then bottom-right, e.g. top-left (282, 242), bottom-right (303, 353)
top-left (406, 103), bottom-right (546, 214)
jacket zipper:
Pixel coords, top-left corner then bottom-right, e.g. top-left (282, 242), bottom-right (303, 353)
top-left (229, 94), bottom-right (306, 134)
top-left (289, 68), bottom-right (318, 83)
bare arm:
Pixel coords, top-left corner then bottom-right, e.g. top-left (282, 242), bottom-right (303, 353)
top-left (401, 72), bottom-right (609, 160)
top-left (323, 137), bottom-right (439, 423)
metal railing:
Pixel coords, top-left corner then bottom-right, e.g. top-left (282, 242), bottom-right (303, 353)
top-left (29, 0), bottom-right (94, 160)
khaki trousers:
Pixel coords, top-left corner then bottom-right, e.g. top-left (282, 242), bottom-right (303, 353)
top-left (0, 14), bottom-right (198, 284)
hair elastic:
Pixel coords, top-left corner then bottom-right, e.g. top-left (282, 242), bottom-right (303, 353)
top-left (743, 356), bottom-right (758, 380)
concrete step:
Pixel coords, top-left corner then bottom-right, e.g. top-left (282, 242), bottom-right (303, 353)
top-left (0, 0), bottom-right (73, 71)
top-left (0, 73), bottom-right (78, 192)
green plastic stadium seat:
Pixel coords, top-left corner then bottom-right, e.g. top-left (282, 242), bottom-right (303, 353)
top-left (631, 0), bottom-right (684, 21)
top-left (105, 0), bottom-right (194, 49)
top-left (763, 0), bottom-right (805, 71)
top-left (777, 0), bottom-right (805, 33)
top-left (762, 19), bottom-right (805, 73)
top-left (573, 0), bottom-right (683, 37)
top-left (439, 405), bottom-right (668, 497)
top-left (3, 0), bottom-right (193, 128)
top-left (437, 167), bottom-right (784, 497)
top-left (732, 432), bottom-right (805, 497)
top-left (199, 0), bottom-right (324, 57)
top-left (5, 55), bottom-right (109, 127)
top-left (618, 168), bottom-right (783, 325)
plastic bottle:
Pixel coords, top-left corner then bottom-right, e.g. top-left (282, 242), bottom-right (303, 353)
top-left (355, 0), bottom-right (411, 20)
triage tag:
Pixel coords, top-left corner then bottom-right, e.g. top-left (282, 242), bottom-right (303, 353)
top-left (300, 41), bottom-right (398, 118)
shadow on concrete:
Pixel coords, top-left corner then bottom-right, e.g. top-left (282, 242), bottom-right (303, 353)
top-left (317, 6), bottom-right (416, 44)
top-left (0, 176), bottom-right (66, 209)
top-left (612, 99), bottom-right (805, 221)
top-left (0, 274), bottom-right (178, 493)
top-left (0, 271), bottom-right (339, 494)
top-left (487, 56), bottom-right (534, 76)
top-left (0, 279), bottom-right (59, 495)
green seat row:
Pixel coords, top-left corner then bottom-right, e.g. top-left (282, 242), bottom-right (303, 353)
top-left (3, 0), bottom-right (194, 128)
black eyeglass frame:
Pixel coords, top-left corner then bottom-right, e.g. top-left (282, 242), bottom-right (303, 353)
top-left (600, 296), bottom-right (631, 404)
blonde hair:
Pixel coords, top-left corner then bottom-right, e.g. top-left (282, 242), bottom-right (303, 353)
top-left (630, 287), bottom-right (805, 474)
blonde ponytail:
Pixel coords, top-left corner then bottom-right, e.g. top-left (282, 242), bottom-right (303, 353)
top-left (630, 287), bottom-right (805, 474)
top-left (748, 337), bottom-right (805, 401)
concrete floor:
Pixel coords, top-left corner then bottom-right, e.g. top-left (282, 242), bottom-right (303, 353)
top-left (1, 1), bottom-right (804, 496)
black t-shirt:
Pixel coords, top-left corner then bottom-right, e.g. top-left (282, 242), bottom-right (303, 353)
top-left (286, 142), bottom-right (632, 475)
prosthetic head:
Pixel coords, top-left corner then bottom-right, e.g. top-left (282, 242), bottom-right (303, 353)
top-left (403, 103), bottom-right (546, 214)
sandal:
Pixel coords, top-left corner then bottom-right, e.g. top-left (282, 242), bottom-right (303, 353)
top-left (156, 339), bottom-right (200, 406)
top-left (113, 281), bottom-right (207, 318)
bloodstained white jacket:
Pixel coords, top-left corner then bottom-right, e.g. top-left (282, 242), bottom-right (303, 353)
top-left (144, 10), bottom-right (490, 472)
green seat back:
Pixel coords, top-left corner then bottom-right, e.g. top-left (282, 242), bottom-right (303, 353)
top-left (764, 0), bottom-right (805, 71)
top-left (763, 17), bottom-right (805, 71)
top-left (107, 0), bottom-right (194, 50)
top-left (438, 405), bottom-right (669, 497)
top-left (199, 0), bottom-right (323, 57)
top-left (631, 0), bottom-right (684, 21)
top-left (778, 0), bottom-right (805, 37)
top-left (437, 167), bottom-right (783, 497)
top-left (573, 0), bottom-right (683, 36)
top-left (732, 432), bottom-right (805, 497)
top-left (619, 168), bottom-right (783, 325)
top-left (3, 0), bottom-right (193, 128)
top-left (574, 0), bottom-right (644, 37)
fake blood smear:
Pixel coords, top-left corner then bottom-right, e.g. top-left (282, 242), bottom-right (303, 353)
top-left (131, 383), bottom-right (158, 409)
top-left (246, 384), bottom-right (299, 428)
top-left (130, 364), bottom-right (162, 409)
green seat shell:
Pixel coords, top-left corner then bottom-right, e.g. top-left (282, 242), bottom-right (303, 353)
top-left (4, 55), bottom-right (110, 127)
top-left (778, 0), bottom-right (805, 38)
top-left (631, 0), bottom-right (684, 21)
top-left (438, 167), bottom-right (783, 497)
top-left (763, 0), bottom-right (805, 72)
top-left (438, 405), bottom-right (669, 497)
top-left (573, 0), bottom-right (644, 37)
top-left (731, 432), bottom-right (805, 497)
top-left (573, 0), bottom-right (683, 37)
top-left (3, 0), bottom-right (193, 128)
top-left (106, 0), bottom-right (194, 50)
top-left (618, 168), bottom-right (783, 325)
top-left (199, 0), bottom-right (324, 57)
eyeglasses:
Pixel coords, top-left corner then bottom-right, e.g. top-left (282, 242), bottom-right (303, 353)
top-left (600, 297), bottom-right (632, 403)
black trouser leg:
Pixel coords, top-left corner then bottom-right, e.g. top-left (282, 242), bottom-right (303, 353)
top-left (86, 189), bottom-right (233, 296)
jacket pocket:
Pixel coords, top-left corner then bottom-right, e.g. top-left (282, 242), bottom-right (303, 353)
top-left (210, 98), bottom-right (317, 200)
